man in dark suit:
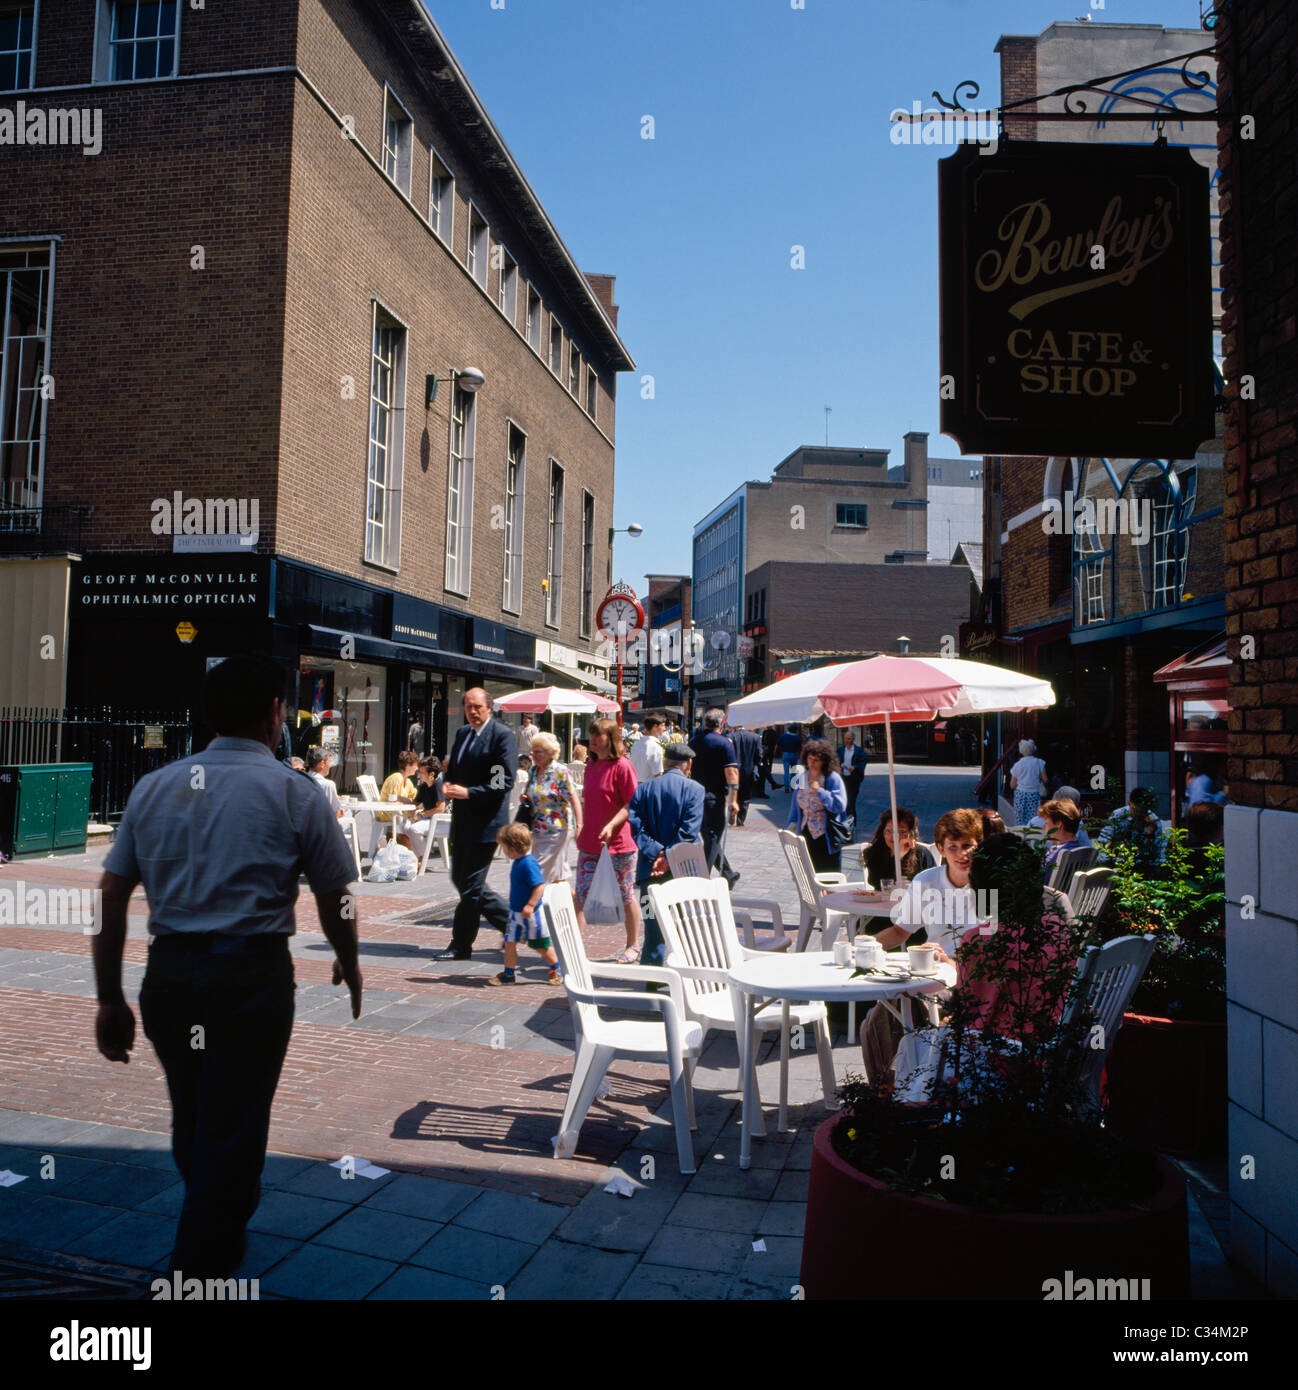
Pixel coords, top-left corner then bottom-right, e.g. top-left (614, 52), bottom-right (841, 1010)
top-left (436, 687), bottom-right (515, 961)
top-left (628, 743), bottom-right (706, 965)
top-left (838, 727), bottom-right (867, 816)
top-left (729, 724), bottom-right (764, 826)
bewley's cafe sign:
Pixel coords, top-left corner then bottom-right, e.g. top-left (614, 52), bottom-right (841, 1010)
top-left (75, 556), bottom-right (270, 614)
top-left (939, 141), bottom-right (1214, 458)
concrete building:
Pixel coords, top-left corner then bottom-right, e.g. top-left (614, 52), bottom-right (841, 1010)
top-left (924, 449), bottom-right (984, 568)
top-left (978, 20), bottom-right (1224, 819)
top-left (691, 435), bottom-right (937, 706)
top-left (633, 573), bottom-right (691, 722)
top-left (0, 0), bottom-right (632, 782)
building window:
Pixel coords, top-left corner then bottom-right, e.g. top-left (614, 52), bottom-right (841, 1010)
top-left (444, 384), bottom-right (476, 595)
top-left (502, 424), bottom-right (525, 615)
top-left (545, 460), bottom-right (565, 627)
top-left (525, 287), bottom-right (542, 352)
top-left (569, 344), bottom-right (581, 398)
top-left (364, 307), bottom-right (407, 570)
top-left (585, 365), bottom-right (597, 420)
top-left (99, 0), bottom-right (179, 82)
top-left (466, 206), bottom-right (489, 289)
top-left (836, 503), bottom-right (868, 528)
top-left (497, 249), bottom-right (518, 322)
top-left (580, 490), bottom-right (595, 638)
top-left (382, 88), bottom-right (412, 195)
top-left (0, 4), bottom-right (35, 91)
top-left (0, 244), bottom-right (52, 510)
top-left (548, 315), bottom-right (562, 375)
top-left (428, 147), bottom-right (454, 244)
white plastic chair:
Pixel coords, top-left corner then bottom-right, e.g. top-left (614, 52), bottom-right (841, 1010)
top-left (649, 877), bottom-right (837, 1133)
top-left (1069, 865), bottom-right (1113, 922)
top-left (665, 841), bottom-right (790, 952)
top-left (777, 828), bottom-right (849, 952)
top-left (412, 811), bottom-right (452, 874)
top-left (1047, 845), bottom-right (1099, 902)
top-left (543, 882), bottom-right (703, 1174)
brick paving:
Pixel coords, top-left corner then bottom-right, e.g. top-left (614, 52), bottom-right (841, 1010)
top-left (0, 767), bottom-right (1255, 1298)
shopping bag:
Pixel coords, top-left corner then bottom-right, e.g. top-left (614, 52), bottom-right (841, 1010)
top-left (367, 841), bottom-right (402, 882)
top-left (583, 845), bottom-right (625, 925)
top-left (392, 845), bottom-right (419, 881)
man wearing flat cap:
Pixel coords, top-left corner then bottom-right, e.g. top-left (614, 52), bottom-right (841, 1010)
top-left (626, 743), bottom-right (706, 965)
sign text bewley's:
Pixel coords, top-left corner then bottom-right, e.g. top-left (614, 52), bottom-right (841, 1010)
top-left (939, 141), bottom-right (1214, 459)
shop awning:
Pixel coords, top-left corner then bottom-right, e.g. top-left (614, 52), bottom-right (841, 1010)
top-left (539, 658), bottom-right (616, 697)
top-left (301, 625), bottom-right (542, 685)
top-left (1153, 632), bottom-right (1229, 685)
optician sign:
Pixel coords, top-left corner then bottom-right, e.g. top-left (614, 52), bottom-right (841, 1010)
top-left (939, 141), bottom-right (1214, 458)
top-left (75, 557), bottom-right (271, 614)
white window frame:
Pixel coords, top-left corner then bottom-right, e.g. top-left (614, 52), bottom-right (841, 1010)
top-left (496, 248), bottom-right (518, 323)
top-left (381, 85), bottom-right (413, 196)
top-left (444, 383), bottom-right (476, 596)
top-left (568, 343), bottom-right (581, 398)
top-left (428, 145), bottom-right (455, 246)
top-left (525, 285), bottom-right (542, 353)
top-left (94, 0), bottom-right (181, 83)
top-left (585, 365), bottom-right (598, 420)
top-left (0, 239), bottom-right (56, 512)
top-left (0, 0), bottom-right (38, 91)
top-left (579, 488), bottom-right (595, 638)
top-left (547, 314), bottom-right (562, 375)
top-left (545, 459), bottom-right (565, 628)
top-left (364, 301), bottom-right (407, 572)
top-left (466, 204), bottom-right (489, 290)
top-left (501, 422), bottom-right (526, 615)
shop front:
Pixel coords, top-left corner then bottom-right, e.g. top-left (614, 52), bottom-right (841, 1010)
top-left (1153, 633), bottom-right (1229, 827)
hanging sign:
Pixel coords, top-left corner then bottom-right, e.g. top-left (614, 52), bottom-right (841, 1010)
top-left (939, 140), bottom-right (1214, 458)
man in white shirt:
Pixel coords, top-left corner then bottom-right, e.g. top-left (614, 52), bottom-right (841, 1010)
top-left (517, 716), bottom-right (540, 762)
top-left (306, 745), bottom-right (343, 817)
top-left (629, 713), bottom-right (666, 783)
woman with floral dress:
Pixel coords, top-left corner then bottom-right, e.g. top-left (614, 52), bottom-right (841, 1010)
top-left (524, 733), bottom-right (581, 883)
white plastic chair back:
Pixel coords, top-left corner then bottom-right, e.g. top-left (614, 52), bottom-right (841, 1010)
top-left (417, 811), bottom-right (452, 873)
top-left (1061, 933), bottom-right (1155, 1116)
top-left (649, 877), bottom-right (743, 1014)
top-left (542, 882), bottom-right (598, 1036)
top-left (665, 840), bottom-right (710, 880)
top-left (779, 828), bottom-right (843, 949)
top-left (1069, 865), bottom-right (1112, 922)
top-left (1047, 844), bottom-right (1099, 900)
top-left (357, 774), bottom-right (381, 803)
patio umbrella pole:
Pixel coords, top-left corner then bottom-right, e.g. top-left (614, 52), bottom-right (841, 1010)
top-left (885, 712), bottom-right (903, 887)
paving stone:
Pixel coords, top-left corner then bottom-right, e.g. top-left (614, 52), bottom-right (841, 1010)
top-left (367, 1265), bottom-right (491, 1300)
top-left (553, 1184), bottom-right (680, 1254)
top-left (642, 1224), bottom-right (748, 1275)
top-left (0, 1195), bottom-right (124, 1250)
top-left (686, 1163), bottom-right (782, 1201)
top-left (60, 1126), bottom-right (177, 1170)
top-left (453, 1189), bottom-right (568, 1243)
top-left (363, 1172), bottom-right (478, 1223)
top-left (233, 1231), bottom-right (300, 1280)
top-left (504, 1238), bottom-right (638, 1300)
top-left (0, 1188), bottom-right (41, 1237)
top-left (247, 1190), bottom-right (351, 1241)
top-left (259, 1244), bottom-right (397, 1300)
top-left (757, 1201), bottom-right (807, 1238)
top-left (0, 1111), bottom-right (103, 1147)
top-left (297, 1000), bottom-right (363, 1025)
top-left (277, 1162), bottom-right (395, 1203)
top-left (666, 1192), bottom-right (770, 1235)
top-left (772, 1170), bottom-right (811, 1202)
top-left (616, 1263), bottom-right (736, 1300)
top-left (135, 1182), bottom-right (188, 1218)
top-left (400, 1013), bottom-right (484, 1040)
top-left (61, 1161), bottom-right (178, 1207)
top-left (727, 1271), bottom-right (805, 1301)
top-left (0, 1151), bottom-right (108, 1193)
top-left (62, 1210), bottom-right (176, 1267)
top-left (738, 1233), bottom-right (803, 1277)
top-left (260, 1155), bottom-right (320, 1188)
top-left (352, 1011), bottom-right (426, 1034)
top-left (312, 1204), bottom-right (441, 1261)
top-left (410, 1224), bottom-right (536, 1282)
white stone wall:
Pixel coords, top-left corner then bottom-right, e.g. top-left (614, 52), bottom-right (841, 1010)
top-left (1224, 805), bottom-right (1298, 1298)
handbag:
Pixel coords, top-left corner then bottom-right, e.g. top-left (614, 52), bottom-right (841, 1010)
top-left (515, 769), bottom-right (535, 827)
top-left (825, 813), bottom-right (854, 852)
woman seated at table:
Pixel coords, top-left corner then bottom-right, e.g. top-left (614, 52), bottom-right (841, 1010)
top-left (404, 755), bottom-right (446, 863)
top-left (785, 738), bottom-right (849, 873)
top-left (378, 750), bottom-right (420, 849)
top-left (1040, 796), bottom-right (1084, 870)
top-left (858, 807), bottom-right (984, 1083)
top-left (856, 807), bottom-right (938, 936)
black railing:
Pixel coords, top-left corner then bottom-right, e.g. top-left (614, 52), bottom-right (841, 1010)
top-left (0, 706), bottom-right (193, 823)
top-left (0, 505), bottom-right (94, 554)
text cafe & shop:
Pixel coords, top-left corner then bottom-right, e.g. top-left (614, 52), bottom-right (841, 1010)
top-left (67, 557), bottom-right (541, 790)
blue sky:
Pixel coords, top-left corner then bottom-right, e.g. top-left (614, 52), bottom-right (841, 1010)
top-left (428, 0), bottom-right (1207, 582)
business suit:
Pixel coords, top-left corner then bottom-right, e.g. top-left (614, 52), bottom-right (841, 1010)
top-left (838, 740), bottom-right (867, 813)
top-left (445, 717), bottom-right (515, 956)
top-left (730, 727), bottom-right (763, 825)
top-left (627, 768), bottom-right (705, 965)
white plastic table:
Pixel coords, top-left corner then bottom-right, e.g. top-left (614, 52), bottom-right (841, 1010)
top-left (727, 950), bottom-right (956, 1170)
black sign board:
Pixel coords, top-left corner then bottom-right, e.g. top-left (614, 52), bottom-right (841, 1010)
top-left (392, 593), bottom-right (441, 651)
top-left (74, 555), bottom-right (271, 616)
top-left (939, 141), bottom-right (1214, 458)
top-left (472, 617), bottom-right (508, 662)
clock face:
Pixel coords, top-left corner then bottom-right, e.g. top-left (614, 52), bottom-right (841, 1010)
top-left (599, 596), bottom-right (642, 637)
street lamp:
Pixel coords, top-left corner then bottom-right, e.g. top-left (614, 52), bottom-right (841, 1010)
top-left (424, 366), bottom-right (486, 409)
top-left (608, 521), bottom-right (644, 547)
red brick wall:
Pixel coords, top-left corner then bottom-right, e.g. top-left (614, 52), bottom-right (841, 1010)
top-left (996, 35), bottom-right (1038, 142)
top-left (1217, 1), bottom-right (1298, 809)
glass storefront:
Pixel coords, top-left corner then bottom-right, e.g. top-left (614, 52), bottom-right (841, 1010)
top-left (297, 655), bottom-right (387, 796)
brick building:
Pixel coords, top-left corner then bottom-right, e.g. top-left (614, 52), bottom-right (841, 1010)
top-left (1213, 0), bottom-right (1298, 1302)
top-left (978, 21), bottom-right (1224, 819)
top-left (0, 0), bottom-right (632, 786)
top-left (691, 433), bottom-right (947, 706)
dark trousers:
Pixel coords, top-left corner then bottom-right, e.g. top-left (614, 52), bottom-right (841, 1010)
top-left (450, 836), bottom-right (509, 953)
top-left (638, 873), bottom-right (670, 965)
top-left (701, 795), bottom-right (735, 881)
top-left (736, 773), bottom-right (756, 825)
top-left (803, 829), bottom-right (841, 875)
top-left (139, 935), bottom-right (295, 1277)
top-left (843, 771), bottom-right (864, 813)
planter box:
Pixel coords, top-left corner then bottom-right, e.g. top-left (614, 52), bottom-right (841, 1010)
top-left (1104, 1012), bottom-right (1227, 1156)
top-left (801, 1115), bottom-right (1188, 1300)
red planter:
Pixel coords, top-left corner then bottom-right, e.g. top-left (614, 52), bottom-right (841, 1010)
top-left (1104, 1012), bottom-right (1227, 1156)
top-left (801, 1115), bottom-right (1188, 1301)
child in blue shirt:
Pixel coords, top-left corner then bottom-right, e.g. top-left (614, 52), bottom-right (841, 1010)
top-left (491, 823), bottom-right (562, 986)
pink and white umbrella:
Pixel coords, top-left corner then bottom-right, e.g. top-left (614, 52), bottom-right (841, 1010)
top-left (728, 655), bottom-right (1054, 883)
top-left (494, 686), bottom-right (619, 715)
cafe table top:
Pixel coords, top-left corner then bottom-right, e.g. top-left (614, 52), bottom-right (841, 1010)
top-left (727, 950), bottom-right (955, 1005)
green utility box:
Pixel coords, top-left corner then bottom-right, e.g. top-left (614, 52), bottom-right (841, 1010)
top-left (0, 764), bottom-right (93, 859)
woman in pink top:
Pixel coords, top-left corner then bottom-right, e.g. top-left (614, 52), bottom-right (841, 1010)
top-left (573, 717), bottom-right (643, 963)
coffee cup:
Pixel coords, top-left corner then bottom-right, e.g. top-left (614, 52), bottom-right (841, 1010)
top-left (832, 939), bottom-right (853, 968)
top-left (908, 944), bottom-right (938, 975)
top-left (855, 939), bottom-right (884, 970)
